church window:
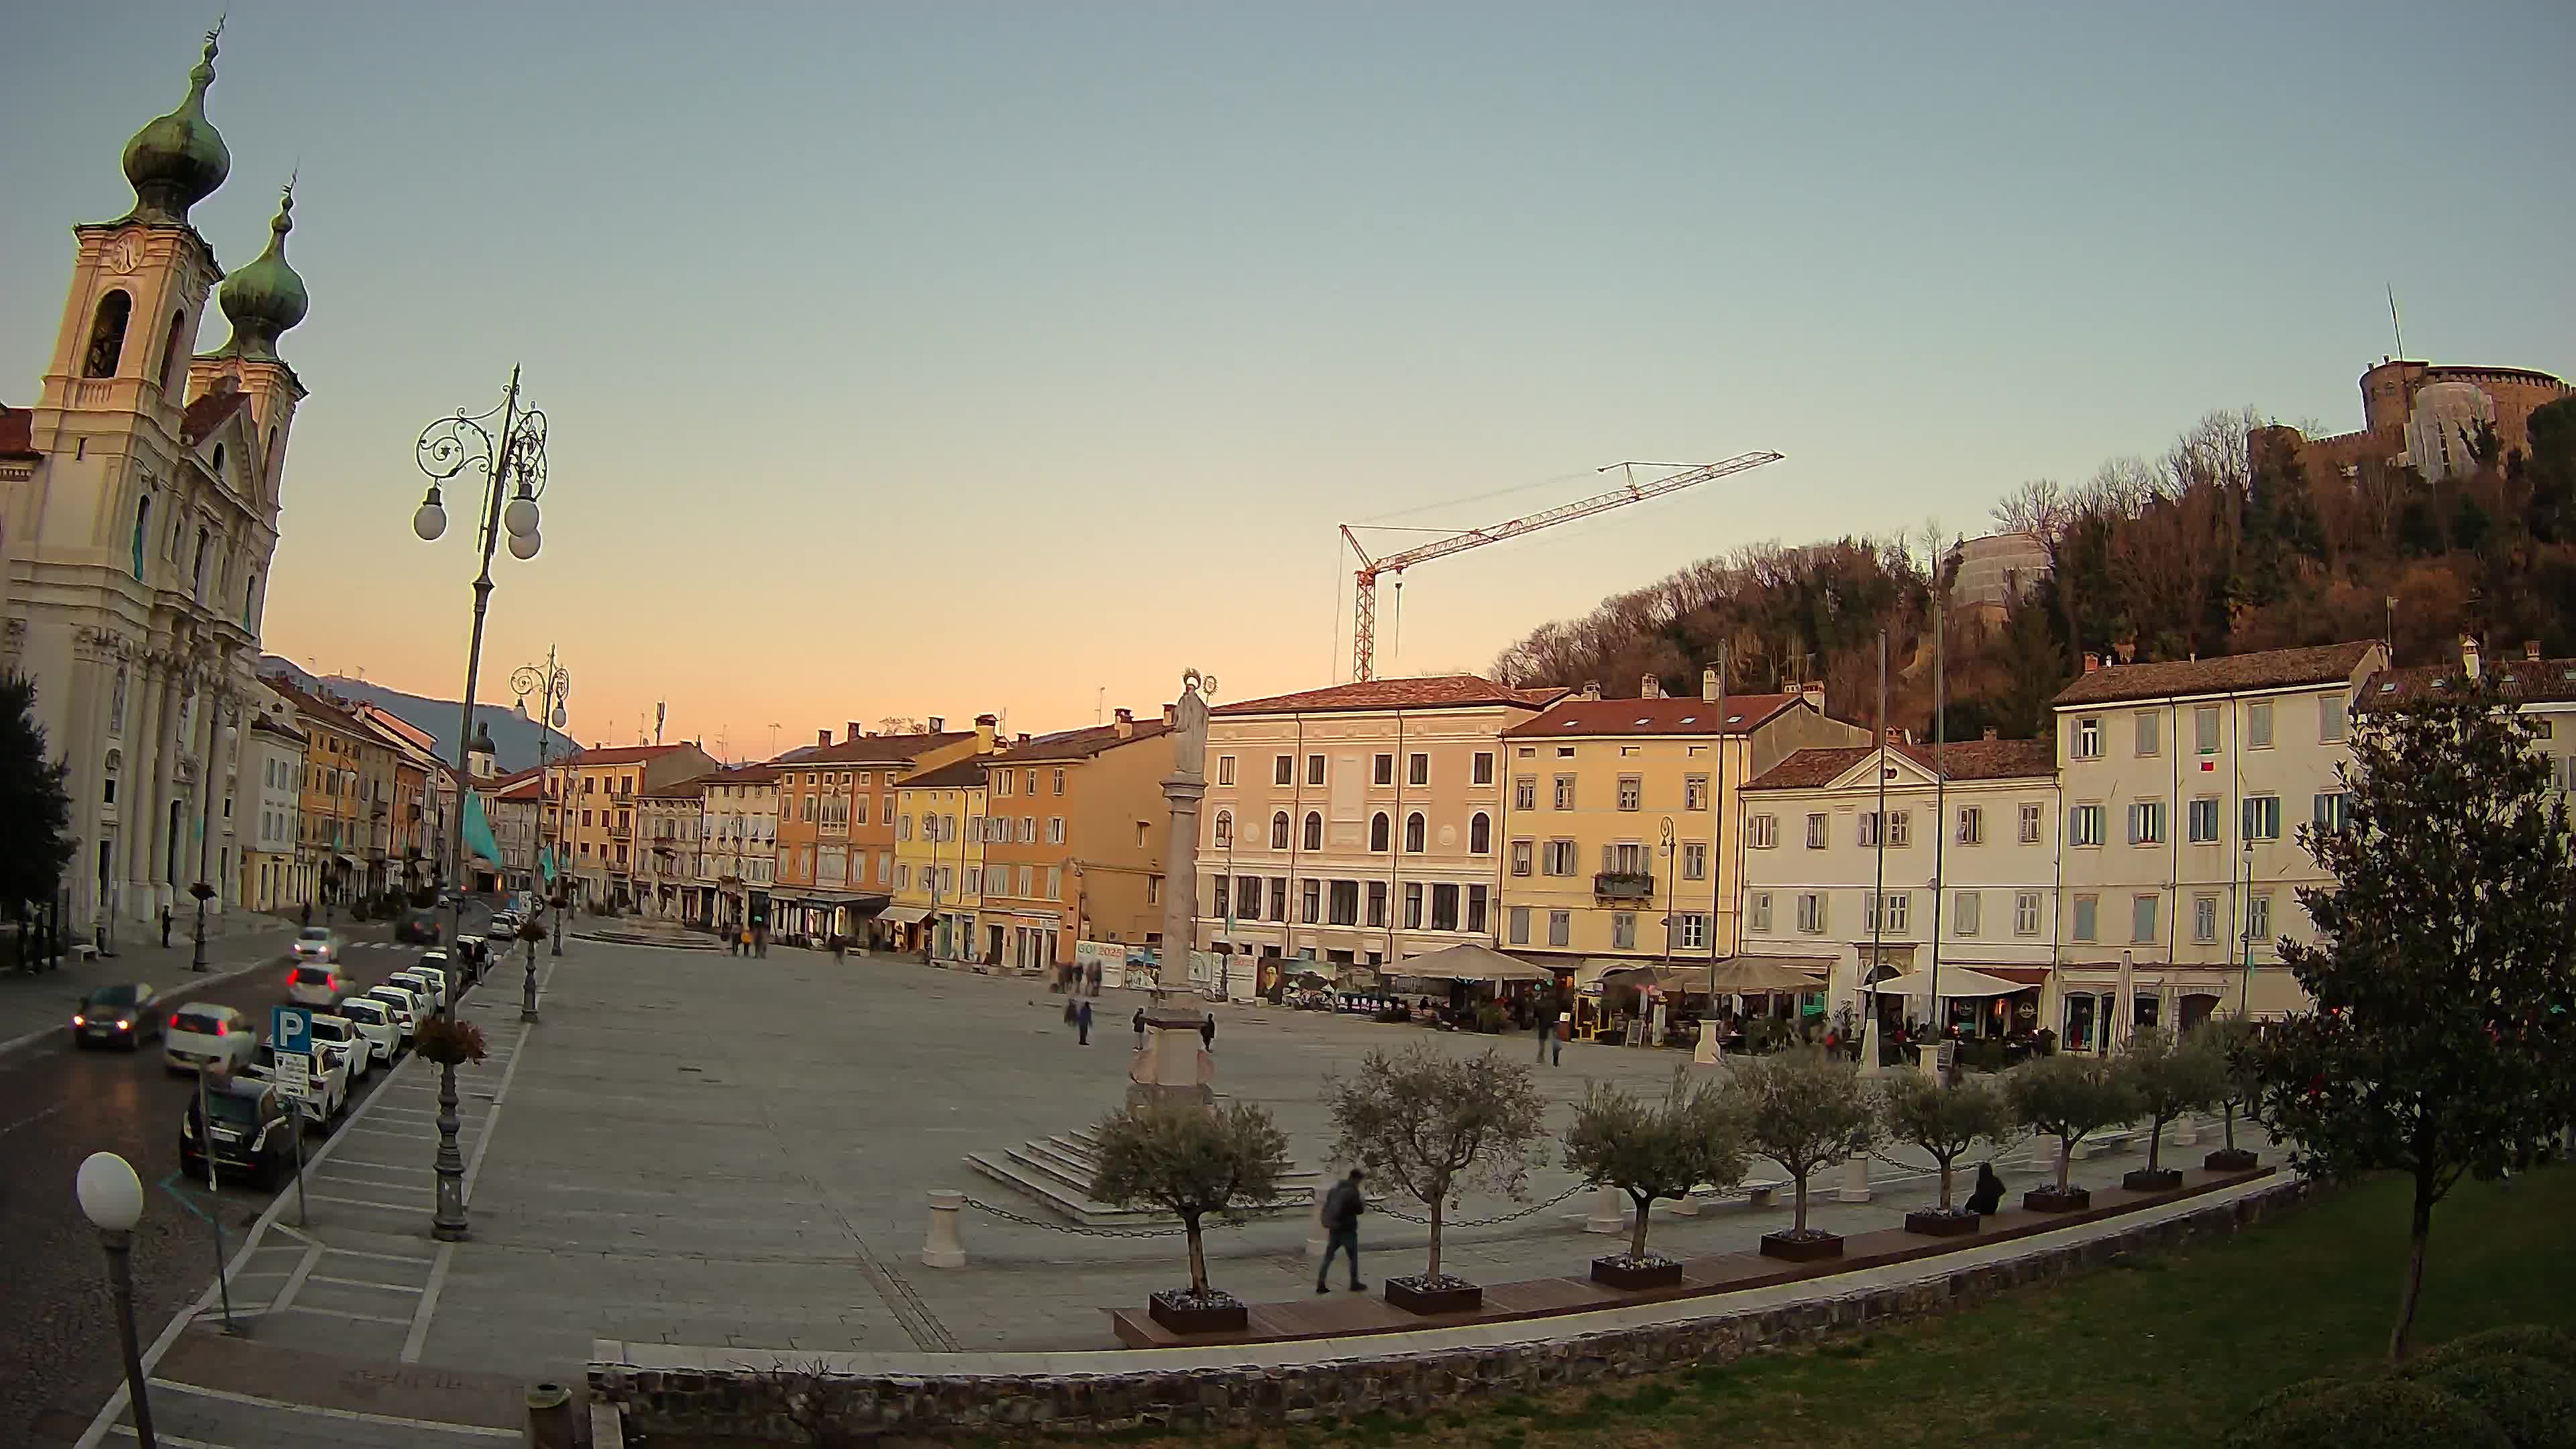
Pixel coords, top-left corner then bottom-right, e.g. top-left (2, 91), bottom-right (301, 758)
top-left (193, 527), bottom-right (211, 601)
top-left (85, 290), bottom-right (132, 378)
top-left (130, 496), bottom-right (150, 580)
top-left (211, 443), bottom-right (225, 479)
top-left (243, 572), bottom-right (258, 628)
top-left (158, 311), bottom-right (186, 393)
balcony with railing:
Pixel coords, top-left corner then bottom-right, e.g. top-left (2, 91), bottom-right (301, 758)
top-left (1593, 871), bottom-right (1654, 902)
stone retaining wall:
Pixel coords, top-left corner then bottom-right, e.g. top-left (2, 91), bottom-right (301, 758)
top-left (594, 1180), bottom-right (2307, 1442)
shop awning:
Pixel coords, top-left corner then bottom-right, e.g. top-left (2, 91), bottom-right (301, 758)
top-left (333, 853), bottom-right (361, 867)
top-left (1702, 955), bottom-right (1833, 994)
top-left (1397, 942), bottom-right (1552, 982)
top-left (879, 906), bottom-right (932, 926)
top-left (1591, 963), bottom-right (1697, 994)
top-left (1866, 966), bottom-right (2029, 998)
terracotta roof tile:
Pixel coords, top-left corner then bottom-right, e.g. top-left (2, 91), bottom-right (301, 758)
top-left (1502, 693), bottom-right (1803, 739)
top-left (694, 764), bottom-right (777, 786)
top-left (179, 389), bottom-right (250, 445)
top-left (991, 720), bottom-right (1173, 763)
top-left (1214, 675), bottom-right (1566, 716)
top-left (794, 731), bottom-right (975, 765)
top-left (569, 743), bottom-right (696, 767)
top-left (899, 759), bottom-right (989, 791)
top-left (2361, 657), bottom-right (2576, 708)
top-left (1743, 737), bottom-right (2057, 792)
top-left (2049, 641), bottom-right (2379, 707)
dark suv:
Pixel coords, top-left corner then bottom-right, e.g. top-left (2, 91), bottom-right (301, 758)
top-left (394, 908), bottom-right (444, 946)
top-left (179, 1077), bottom-right (299, 1189)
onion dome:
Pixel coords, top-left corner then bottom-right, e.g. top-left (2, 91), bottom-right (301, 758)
top-left (120, 27), bottom-right (231, 225)
top-left (215, 184), bottom-right (308, 361)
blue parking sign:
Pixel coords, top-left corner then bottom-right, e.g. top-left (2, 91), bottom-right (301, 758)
top-left (272, 1005), bottom-right (312, 1057)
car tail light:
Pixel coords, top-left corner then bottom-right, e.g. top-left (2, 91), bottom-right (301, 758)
top-left (288, 971), bottom-right (298, 985)
top-left (214, 1021), bottom-right (228, 1036)
top-left (170, 1013), bottom-right (180, 1030)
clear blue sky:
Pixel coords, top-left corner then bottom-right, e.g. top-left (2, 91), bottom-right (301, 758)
top-left (9, 2), bottom-right (2571, 753)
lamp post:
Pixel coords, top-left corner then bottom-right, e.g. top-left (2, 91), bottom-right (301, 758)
top-left (412, 368), bottom-right (550, 940)
top-left (1658, 816), bottom-right (1677, 968)
top-left (511, 652), bottom-right (571, 958)
top-left (76, 1151), bottom-right (156, 1449)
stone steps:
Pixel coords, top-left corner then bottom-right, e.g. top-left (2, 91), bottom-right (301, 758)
top-left (965, 1125), bottom-right (1323, 1227)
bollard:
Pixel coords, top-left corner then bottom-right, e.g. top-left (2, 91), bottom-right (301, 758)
top-left (1583, 1183), bottom-right (1627, 1234)
top-left (525, 1382), bottom-right (576, 1449)
top-left (1836, 1152), bottom-right (1874, 1204)
top-left (1668, 1187), bottom-right (1700, 1217)
top-left (921, 1189), bottom-right (967, 1269)
top-left (2171, 1115), bottom-right (2200, 1148)
top-left (1304, 1183), bottom-right (1329, 1260)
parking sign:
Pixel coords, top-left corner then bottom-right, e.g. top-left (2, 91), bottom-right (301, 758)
top-left (272, 1005), bottom-right (311, 1057)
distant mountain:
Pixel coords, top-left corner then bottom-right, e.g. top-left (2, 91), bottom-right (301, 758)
top-left (256, 657), bottom-right (576, 774)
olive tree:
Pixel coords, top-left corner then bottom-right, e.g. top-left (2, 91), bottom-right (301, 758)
top-left (1560, 1069), bottom-right (1744, 1263)
top-left (2116, 1026), bottom-right (2226, 1174)
top-left (1725, 1049), bottom-right (1880, 1235)
top-left (1878, 1072), bottom-right (2012, 1212)
top-left (1089, 1102), bottom-right (1291, 1299)
top-left (2194, 1016), bottom-right (2261, 1159)
top-left (2251, 668), bottom-right (2576, 1361)
top-left (2007, 1053), bottom-right (2139, 1193)
top-left (1324, 1045), bottom-right (1548, 1284)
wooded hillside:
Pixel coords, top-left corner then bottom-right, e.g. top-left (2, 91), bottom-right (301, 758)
top-left (1489, 397), bottom-right (2576, 739)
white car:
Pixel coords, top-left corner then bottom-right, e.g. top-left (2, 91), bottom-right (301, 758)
top-left (289, 926), bottom-right (342, 963)
top-left (286, 963), bottom-right (353, 1008)
top-left (361, 985), bottom-right (424, 1038)
top-left (389, 962), bottom-right (448, 1012)
top-left (305, 1011), bottom-right (372, 1081)
top-left (333, 997), bottom-right (402, 1067)
top-left (164, 1004), bottom-right (258, 1075)
top-left (242, 1042), bottom-right (350, 1128)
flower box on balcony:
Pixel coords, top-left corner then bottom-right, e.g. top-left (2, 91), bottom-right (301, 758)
top-left (1593, 871), bottom-right (1654, 901)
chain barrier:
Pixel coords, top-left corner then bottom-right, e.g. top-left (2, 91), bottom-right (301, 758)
top-left (957, 1195), bottom-right (1217, 1239)
top-left (1371, 1181), bottom-right (1589, 1228)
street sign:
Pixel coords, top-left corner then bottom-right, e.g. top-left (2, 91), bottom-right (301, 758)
top-left (272, 1005), bottom-right (312, 1057)
top-left (272, 1051), bottom-right (311, 1100)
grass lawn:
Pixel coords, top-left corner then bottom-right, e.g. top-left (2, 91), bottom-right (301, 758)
top-left (1109, 1165), bottom-right (2575, 1449)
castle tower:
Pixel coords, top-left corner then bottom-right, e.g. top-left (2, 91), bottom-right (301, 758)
top-left (1, 27), bottom-right (310, 935)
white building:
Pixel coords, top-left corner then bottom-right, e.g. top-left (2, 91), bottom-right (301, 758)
top-left (0, 32), bottom-right (310, 936)
top-left (239, 683), bottom-right (304, 913)
top-left (1738, 735), bottom-right (2061, 1039)
top-left (694, 765), bottom-right (777, 930)
top-left (2049, 640), bottom-right (2385, 1048)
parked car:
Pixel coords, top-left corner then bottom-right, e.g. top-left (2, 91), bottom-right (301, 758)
top-left (163, 1004), bottom-right (258, 1075)
top-left (391, 957), bottom-right (449, 1010)
top-left (394, 908), bottom-right (444, 946)
top-left (179, 1077), bottom-right (300, 1188)
top-left (242, 1040), bottom-right (350, 1129)
top-left (305, 1010), bottom-right (372, 1081)
top-left (71, 983), bottom-right (164, 1050)
top-left (361, 984), bottom-right (423, 1036)
top-left (453, 935), bottom-right (488, 982)
top-left (286, 963), bottom-right (354, 1008)
top-left (289, 926), bottom-right (343, 964)
top-left (332, 997), bottom-right (402, 1066)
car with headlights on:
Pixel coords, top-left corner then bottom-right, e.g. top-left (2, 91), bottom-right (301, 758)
top-left (71, 983), bottom-right (164, 1050)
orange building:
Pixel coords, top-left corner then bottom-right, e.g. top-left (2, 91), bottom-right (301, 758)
top-left (769, 720), bottom-right (986, 944)
top-left (973, 708), bottom-right (1174, 973)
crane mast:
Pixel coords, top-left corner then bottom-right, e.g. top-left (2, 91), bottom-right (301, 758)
top-left (1342, 451), bottom-right (1784, 681)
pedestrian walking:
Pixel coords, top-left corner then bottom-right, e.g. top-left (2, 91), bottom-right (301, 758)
top-left (1316, 1169), bottom-right (1366, 1294)
top-left (300, 900), bottom-right (313, 928)
top-left (832, 935), bottom-right (848, 965)
top-left (1076, 998), bottom-right (1093, 1046)
top-left (1552, 1012), bottom-right (1566, 1065)
top-left (1534, 1012), bottom-right (1553, 1064)
top-left (1200, 1012), bottom-right (1216, 1052)
top-left (1133, 1008), bottom-right (1147, 1049)
top-left (1088, 959), bottom-right (1103, 996)
top-left (159, 905), bottom-right (172, 949)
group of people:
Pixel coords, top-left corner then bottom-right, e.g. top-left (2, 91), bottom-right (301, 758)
top-left (724, 919), bottom-right (769, 957)
top-left (1053, 959), bottom-right (1108, 996)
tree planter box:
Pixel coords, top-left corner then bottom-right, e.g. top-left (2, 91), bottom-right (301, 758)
top-left (1146, 1289), bottom-right (1248, 1336)
top-left (2023, 1185), bottom-right (2092, 1213)
top-left (1383, 1275), bottom-right (1482, 1316)
top-left (1903, 1208), bottom-right (1982, 1238)
top-left (1589, 1254), bottom-right (1684, 1290)
top-left (2122, 1167), bottom-right (2184, 1193)
top-left (2204, 1148), bottom-right (2259, 1173)
top-left (1759, 1230), bottom-right (1845, 1262)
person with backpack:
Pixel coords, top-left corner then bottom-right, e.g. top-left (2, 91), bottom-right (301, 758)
top-left (1316, 1169), bottom-right (1366, 1294)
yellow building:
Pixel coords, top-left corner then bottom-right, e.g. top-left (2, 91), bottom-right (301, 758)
top-left (973, 708), bottom-right (1173, 972)
top-left (1496, 672), bottom-right (1865, 968)
top-left (543, 742), bottom-right (716, 910)
top-left (890, 755), bottom-right (988, 960)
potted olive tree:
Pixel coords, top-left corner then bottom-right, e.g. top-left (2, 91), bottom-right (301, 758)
top-left (1727, 1049), bottom-right (1881, 1261)
top-left (1089, 1101), bottom-right (1291, 1334)
top-left (2114, 1026), bottom-right (2226, 1192)
top-left (1880, 1071), bottom-right (2014, 1236)
top-left (1561, 1069), bottom-right (1744, 1290)
top-left (2006, 1053), bottom-right (2139, 1212)
top-left (2195, 1017), bottom-right (2263, 1173)
top-left (1324, 1045), bottom-right (1547, 1315)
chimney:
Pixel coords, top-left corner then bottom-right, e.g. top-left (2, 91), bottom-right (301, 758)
top-left (1114, 706), bottom-right (1135, 739)
top-left (2526, 640), bottom-right (2543, 663)
top-left (1700, 667), bottom-right (1719, 704)
top-left (1580, 680), bottom-right (1602, 702)
top-left (847, 721), bottom-right (863, 741)
top-left (927, 716), bottom-right (945, 733)
top-left (1640, 674), bottom-right (1662, 699)
top-left (1799, 680), bottom-right (1824, 712)
top-left (973, 713), bottom-right (998, 751)
top-left (1982, 726), bottom-right (2000, 741)
top-left (1016, 733), bottom-right (1031, 746)
top-left (818, 729), bottom-right (832, 747)
top-left (2461, 634), bottom-right (2481, 680)
top-left (2084, 652), bottom-right (2102, 674)
top-left (2112, 637), bottom-right (2137, 665)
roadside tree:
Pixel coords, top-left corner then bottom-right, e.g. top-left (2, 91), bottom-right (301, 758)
top-left (0, 672), bottom-right (74, 965)
top-left (2007, 1053), bottom-right (2139, 1208)
top-left (1561, 1069), bottom-right (1743, 1278)
top-left (1324, 1045), bottom-right (1547, 1305)
top-left (1090, 1101), bottom-right (1290, 1312)
top-left (1879, 1072), bottom-right (2013, 1216)
top-left (2114, 1026), bottom-right (2227, 1184)
top-left (1725, 1049), bottom-right (1880, 1255)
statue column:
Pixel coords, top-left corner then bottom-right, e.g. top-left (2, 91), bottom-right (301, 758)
top-left (1132, 669), bottom-right (1217, 1110)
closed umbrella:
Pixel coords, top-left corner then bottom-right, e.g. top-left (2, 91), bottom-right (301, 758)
top-left (2113, 950), bottom-right (2135, 1054)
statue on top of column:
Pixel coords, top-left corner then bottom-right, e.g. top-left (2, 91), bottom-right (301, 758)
top-left (1171, 668), bottom-right (1215, 781)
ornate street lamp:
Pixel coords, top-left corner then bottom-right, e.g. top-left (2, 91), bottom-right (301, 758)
top-left (511, 652), bottom-right (572, 960)
top-left (77, 1151), bottom-right (156, 1448)
top-left (413, 370), bottom-right (549, 936)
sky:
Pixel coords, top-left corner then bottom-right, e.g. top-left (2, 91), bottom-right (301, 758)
top-left (9, 3), bottom-right (2573, 759)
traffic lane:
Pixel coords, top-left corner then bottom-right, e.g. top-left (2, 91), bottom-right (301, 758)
top-left (0, 924), bottom-right (480, 1441)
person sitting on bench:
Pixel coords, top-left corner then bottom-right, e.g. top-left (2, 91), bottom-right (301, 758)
top-left (1964, 1161), bottom-right (2006, 1215)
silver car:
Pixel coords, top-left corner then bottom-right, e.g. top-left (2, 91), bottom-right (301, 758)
top-left (164, 1004), bottom-right (258, 1075)
top-left (289, 926), bottom-right (342, 964)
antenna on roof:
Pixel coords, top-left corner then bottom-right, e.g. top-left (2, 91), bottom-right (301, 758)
top-left (2387, 284), bottom-right (2404, 358)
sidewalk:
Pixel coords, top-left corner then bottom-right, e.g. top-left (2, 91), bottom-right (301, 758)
top-left (0, 912), bottom-right (300, 1057)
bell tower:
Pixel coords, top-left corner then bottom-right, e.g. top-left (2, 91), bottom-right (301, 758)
top-left (189, 180), bottom-right (311, 516)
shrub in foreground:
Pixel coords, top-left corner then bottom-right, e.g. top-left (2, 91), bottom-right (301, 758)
top-left (2410, 1354), bottom-right (2576, 1449)
top-left (2220, 1377), bottom-right (2510, 1449)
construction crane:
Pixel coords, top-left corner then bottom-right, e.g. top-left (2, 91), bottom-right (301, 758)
top-left (1339, 451), bottom-right (1784, 682)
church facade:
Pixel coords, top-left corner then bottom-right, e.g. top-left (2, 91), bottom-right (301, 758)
top-left (0, 28), bottom-right (313, 936)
